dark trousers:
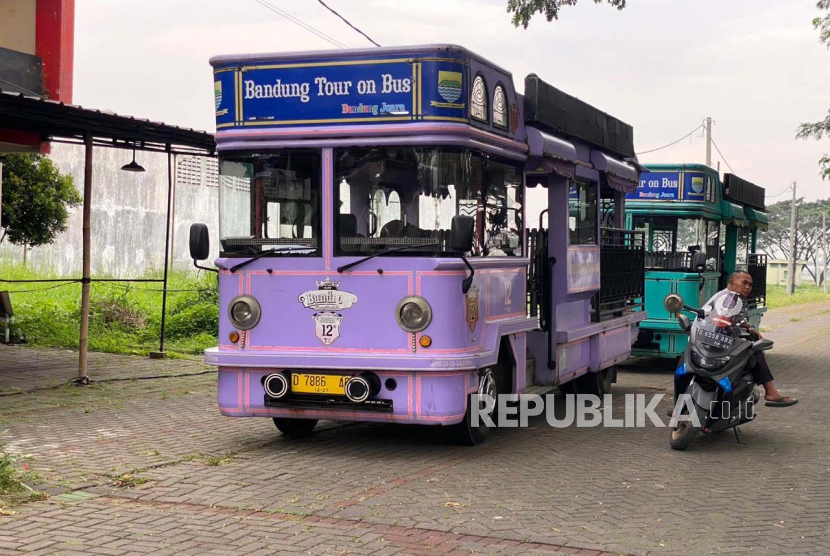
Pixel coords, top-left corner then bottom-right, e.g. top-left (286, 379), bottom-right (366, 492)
top-left (749, 350), bottom-right (774, 385)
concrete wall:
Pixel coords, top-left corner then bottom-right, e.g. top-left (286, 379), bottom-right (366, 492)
top-left (0, 0), bottom-right (36, 54)
top-left (0, 143), bottom-right (220, 277)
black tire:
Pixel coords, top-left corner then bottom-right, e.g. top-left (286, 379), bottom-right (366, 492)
top-left (451, 369), bottom-right (497, 446)
top-left (273, 418), bottom-right (318, 438)
top-left (669, 402), bottom-right (708, 451)
top-left (558, 378), bottom-right (579, 396)
top-left (577, 367), bottom-right (615, 397)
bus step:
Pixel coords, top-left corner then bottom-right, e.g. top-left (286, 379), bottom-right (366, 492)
top-left (523, 384), bottom-right (557, 396)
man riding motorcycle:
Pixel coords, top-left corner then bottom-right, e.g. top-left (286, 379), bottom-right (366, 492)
top-left (675, 271), bottom-right (797, 408)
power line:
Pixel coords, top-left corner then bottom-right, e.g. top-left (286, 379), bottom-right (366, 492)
top-left (710, 137), bottom-right (735, 174)
top-left (635, 125), bottom-right (704, 155)
top-left (767, 186), bottom-right (793, 198)
top-left (316, 0), bottom-right (380, 47)
top-left (252, 0), bottom-right (348, 49)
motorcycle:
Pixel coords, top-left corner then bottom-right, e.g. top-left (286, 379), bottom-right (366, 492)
top-left (663, 294), bottom-right (774, 451)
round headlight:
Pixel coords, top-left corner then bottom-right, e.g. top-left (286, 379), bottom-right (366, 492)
top-left (664, 293), bottom-right (684, 314)
top-left (228, 295), bottom-right (261, 330)
top-left (395, 296), bottom-right (432, 333)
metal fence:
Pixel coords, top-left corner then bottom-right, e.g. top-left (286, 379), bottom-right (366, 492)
top-left (747, 253), bottom-right (768, 308)
top-left (593, 228), bottom-right (646, 322)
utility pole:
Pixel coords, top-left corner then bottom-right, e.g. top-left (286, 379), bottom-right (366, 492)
top-left (705, 117), bottom-right (713, 168)
top-left (788, 182), bottom-right (798, 295)
top-left (823, 212), bottom-right (828, 294)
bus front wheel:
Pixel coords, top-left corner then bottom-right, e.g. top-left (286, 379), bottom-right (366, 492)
top-left (451, 368), bottom-right (497, 446)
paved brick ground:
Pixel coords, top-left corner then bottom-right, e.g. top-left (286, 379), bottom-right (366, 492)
top-left (1, 301), bottom-right (829, 555)
top-left (0, 345), bottom-right (210, 394)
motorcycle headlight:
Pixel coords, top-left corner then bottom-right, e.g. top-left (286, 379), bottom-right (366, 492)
top-left (690, 349), bottom-right (727, 371)
top-left (228, 295), bottom-right (261, 330)
top-left (395, 296), bottom-right (432, 333)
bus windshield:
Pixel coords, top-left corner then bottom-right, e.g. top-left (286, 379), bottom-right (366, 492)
top-left (334, 147), bottom-right (523, 257)
top-left (218, 151), bottom-right (321, 254)
top-left (634, 216), bottom-right (720, 271)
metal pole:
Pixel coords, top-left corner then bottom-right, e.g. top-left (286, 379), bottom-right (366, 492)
top-left (78, 132), bottom-right (93, 382)
top-left (788, 182), bottom-right (797, 295)
top-left (705, 117), bottom-right (712, 168)
top-left (823, 212), bottom-right (827, 294)
top-left (156, 146), bottom-right (174, 357)
top-left (169, 153), bottom-right (177, 272)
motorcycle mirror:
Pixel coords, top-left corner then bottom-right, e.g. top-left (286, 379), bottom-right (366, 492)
top-left (752, 338), bottom-right (774, 351)
top-left (664, 293), bottom-right (684, 313)
top-left (677, 314), bottom-right (692, 331)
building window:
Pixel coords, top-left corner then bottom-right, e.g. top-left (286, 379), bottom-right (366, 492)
top-left (569, 180), bottom-right (598, 245)
top-left (493, 84), bottom-right (508, 129)
top-left (471, 74), bottom-right (488, 123)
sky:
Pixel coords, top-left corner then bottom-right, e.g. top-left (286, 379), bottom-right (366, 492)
top-left (74, 0), bottom-right (830, 203)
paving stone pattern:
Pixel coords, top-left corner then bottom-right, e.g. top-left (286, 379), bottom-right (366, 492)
top-left (1, 301), bottom-right (829, 555)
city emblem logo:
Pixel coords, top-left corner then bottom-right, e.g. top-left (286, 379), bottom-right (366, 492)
top-left (438, 71), bottom-right (463, 103)
top-left (298, 277), bottom-right (358, 345)
top-left (214, 81), bottom-right (223, 111)
top-left (465, 285), bottom-right (480, 332)
top-left (312, 312), bottom-right (342, 345)
top-left (691, 176), bottom-right (704, 194)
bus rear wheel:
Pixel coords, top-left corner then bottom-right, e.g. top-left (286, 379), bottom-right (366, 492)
top-left (451, 368), bottom-right (497, 446)
top-left (273, 418), bottom-right (318, 438)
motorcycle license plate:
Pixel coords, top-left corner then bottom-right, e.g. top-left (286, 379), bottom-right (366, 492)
top-left (698, 329), bottom-right (734, 350)
top-left (291, 373), bottom-right (349, 395)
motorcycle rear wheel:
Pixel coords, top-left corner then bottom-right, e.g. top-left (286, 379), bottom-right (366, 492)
top-left (669, 403), bottom-right (708, 451)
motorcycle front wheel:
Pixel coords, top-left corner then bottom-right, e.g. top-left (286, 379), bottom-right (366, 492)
top-left (669, 402), bottom-right (708, 451)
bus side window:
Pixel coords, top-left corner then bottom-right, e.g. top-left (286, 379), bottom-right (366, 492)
top-left (569, 180), bottom-right (598, 245)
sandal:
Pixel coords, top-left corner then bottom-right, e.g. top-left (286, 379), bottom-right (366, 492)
top-left (764, 396), bottom-right (798, 407)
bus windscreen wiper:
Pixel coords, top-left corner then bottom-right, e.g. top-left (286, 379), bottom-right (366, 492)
top-left (229, 246), bottom-right (318, 273)
top-left (337, 242), bottom-right (439, 273)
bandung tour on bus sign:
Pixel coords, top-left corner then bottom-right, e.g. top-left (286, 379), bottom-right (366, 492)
top-left (213, 55), bottom-right (469, 129)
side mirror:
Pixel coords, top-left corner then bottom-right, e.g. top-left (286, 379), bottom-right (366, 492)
top-left (450, 215), bottom-right (475, 253)
top-left (677, 314), bottom-right (692, 331)
top-left (752, 338), bottom-right (774, 351)
top-left (691, 252), bottom-right (707, 273)
top-left (189, 223), bottom-right (210, 261)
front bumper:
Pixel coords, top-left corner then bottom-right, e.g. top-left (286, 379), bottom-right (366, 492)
top-left (217, 367), bottom-right (477, 425)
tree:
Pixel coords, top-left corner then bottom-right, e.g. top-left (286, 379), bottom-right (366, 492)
top-left (797, 1), bottom-right (830, 179)
top-left (757, 197), bottom-right (830, 286)
top-left (0, 154), bottom-right (81, 249)
top-left (507, 0), bottom-right (627, 28)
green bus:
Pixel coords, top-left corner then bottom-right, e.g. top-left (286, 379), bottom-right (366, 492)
top-left (624, 163), bottom-right (768, 359)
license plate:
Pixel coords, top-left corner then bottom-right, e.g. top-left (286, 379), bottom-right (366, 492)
top-left (291, 373), bottom-right (349, 395)
top-left (698, 329), bottom-right (734, 350)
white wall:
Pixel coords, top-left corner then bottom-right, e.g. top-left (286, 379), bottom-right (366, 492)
top-left (0, 143), bottom-right (220, 277)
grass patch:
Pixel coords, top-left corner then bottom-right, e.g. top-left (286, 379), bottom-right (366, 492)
top-left (112, 473), bottom-right (148, 488)
top-left (0, 263), bottom-right (218, 357)
top-left (1, 431), bottom-right (46, 512)
top-left (198, 453), bottom-right (233, 466)
top-left (766, 285), bottom-right (830, 309)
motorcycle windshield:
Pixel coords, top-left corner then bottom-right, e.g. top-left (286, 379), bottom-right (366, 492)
top-left (692, 292), bottom-right (745, 351)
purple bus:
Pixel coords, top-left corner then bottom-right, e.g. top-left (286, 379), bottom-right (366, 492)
top-left (189, 45), bottom-right (647, 444)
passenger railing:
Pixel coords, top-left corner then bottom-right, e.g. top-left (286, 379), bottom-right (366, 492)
top-left (526, 228), bottom-right (550, 330)
top-left (592, 228), bottom-right (645, 322)
top-left (747, 253), bottom-right (767, 308)
top-left (644, 251), bottom-right (693, 271)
